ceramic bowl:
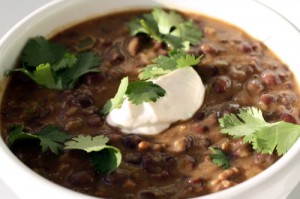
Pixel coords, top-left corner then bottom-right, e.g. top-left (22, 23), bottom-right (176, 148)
top-left (0, 0), bottom-right (300, 198)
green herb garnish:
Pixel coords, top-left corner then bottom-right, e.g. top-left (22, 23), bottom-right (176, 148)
top-left (126, 80), bottom-right (166, 104)
top-left (128, 8), bottom-right (202, 50)
top-left (219, 107), bottom-right (300, 155)
top-left (8, 125), bottom-right (71, 154)
top-left (102, 77), bottom-right (129, 114)
top-left (209, 147), bottom-right (230, 169)
top-left (8, 36), bottom-right (101, 89)
top-left (102, 77), bottom-right (166, 114)
top-left (139, 50), bottom-right (203, 80)
top-left (64, 135), bottom-right (122, 174)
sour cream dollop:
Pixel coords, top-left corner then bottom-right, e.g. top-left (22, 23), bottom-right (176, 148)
top-left (106, 67), bottom-right (205, 135)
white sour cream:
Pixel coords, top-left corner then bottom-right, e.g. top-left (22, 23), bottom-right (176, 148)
top-left (106, 67), bottom-right (205, 135)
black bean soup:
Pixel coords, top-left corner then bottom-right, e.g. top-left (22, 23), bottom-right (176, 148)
top-left (1, 9), bottom-right (300, 199)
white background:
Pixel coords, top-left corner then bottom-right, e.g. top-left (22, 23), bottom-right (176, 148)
top-left (0, 0), bottom-right (299, 198)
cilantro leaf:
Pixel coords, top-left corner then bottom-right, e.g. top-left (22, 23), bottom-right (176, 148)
top-left (152, 8), bottom-right (184, 35)
top-left (128, 8), bottom-right (202, 50)
top-left (219, 107), bottom-right (270, 142)
top-left (128, 18), bottom-right (147, 35)
top-left (139, 50), bottom-right (203, 80)
top-left (38, 126), bottom-right (72, 154)
top-left (52, 53), bottom-right (77, 71)
top-left (64, 135), bottom-right (122, 174)
top-left (90, 147), bottom-right (122, 174)
top-left (102, 77), bottom-right (129, 114)
top-left (8, 125), bottom-right (71, 154)
top-left (252, 122), bottom-right (300, 155)
top-left (172, 20), bottom-right (203, 45)
top-left (61, 52), bottom-right (101, 88)
top-left (33, 63), bottom-right (58, 88)
top-left (8, 125), bottom-right (37, 145)
top-left (138, 55), bottom-right (176, 80)
top-left (8, 36), bottom-right (101, 90)
top-left (20, 36), bottom-right (66, 67)
top-left (102, 77), bottom-right (166, 114)
top-left (176, 54), bottom-right (203, 68)
top-left (11, 63), bottom-right (62, 90)
top-left (126, 81), bottom-right (166, 104)
top-left (219, 107), bottom-right (300, 155)
top-left (140, 13), bottom-right (162, 41)
top-left (209, 147), bottom-right (230, 169)
top-left (64, 135), bottom-right (109, 152)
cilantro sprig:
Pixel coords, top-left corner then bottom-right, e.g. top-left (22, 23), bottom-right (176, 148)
top-left (7, 36), bottom-right (101, 89)
top-left (219, 107), bottom-right (300, 156)
top-left (209, 147), bottom-right (230, 169)
top-left (139, 50), bottom-right (203, 80)
top-left (102, 77), bottom-right (166, 114)
top-left (8, 125), bottom-right (71, 154)
top-left (102, 50), bottom-right (202, 114)
top-left (128, 8), bottom-right (202, 50)
top-left (8, 125), bottom-right (122, 173)
top-left (103, 8), bottom-right (203, 114)
top-left (126, 80), bottom-right (166, 104)
top-left (65, 135), bottom-right (122, 174)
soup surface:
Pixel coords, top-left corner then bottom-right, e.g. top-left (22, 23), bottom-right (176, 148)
top-left (1, 10), bottom-right (300, 199)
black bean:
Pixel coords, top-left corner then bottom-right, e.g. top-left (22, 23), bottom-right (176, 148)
top-left (87, 115), bottom-right (103, 127)
top-left (186, 134), bottom-right (210, 150)
top-left (261, 70), bottom-right (281, 86)
top-left (259, 94), bottom-right (274, 105)
top-left (82, 106), bottom-right (99, 115)
top-left (246, 79), bottom-right (264, 94)
top-left (257, 94), bottom-right (275, 111)
top-left (142, 154), bottom-right (162, 173)
top-left (68, 170), bottom-right (94, 187)
top-left (83, 73), bottom-right (104, 85)
top-left (213, 76), bottom-right (231, 93)
top-left (254, 153), bottom-right (276, 165)
top-left (122, 134), bottom-right (143, 148)
top-left (221, 102), bottom-right (240, 115)
top-left (276, 91), bottom-right (296, 105)
top-left (201, 43), bottom-right (217, 54)
top-left (178, 155), bottom-right (196, 173)
top-left (125, 153), bottom-right (143, 165)
top-left (142, 153), bottom-right (176, 173)
top-left (191, 123), bottom-right (209, 134)
top-left (104, 169), bottom-right (131, 185)
top-left (279, 113), bottom-right (297, 124)
top-left (188, 176), bottom-right (205, 184)
top-left (74, 94), bottom-right (93, 108)
top-left (241, 42), bottom-right (253, 53)
top-left (193, 111), bottom-right (205, 121)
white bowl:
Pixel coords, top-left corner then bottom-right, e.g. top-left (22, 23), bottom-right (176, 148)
top-left (1, 0), bottom-right (300, 199)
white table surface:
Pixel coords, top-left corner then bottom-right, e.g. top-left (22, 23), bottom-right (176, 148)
top-left (0, 0), bottom-right (299, 198)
